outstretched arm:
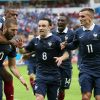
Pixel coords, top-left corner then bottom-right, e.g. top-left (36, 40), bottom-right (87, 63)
top-left (22, 51), bottom-right (35, 61)
top-left (8, 57), bottom-right (29, 90)
top-left (0, 33), bottom-right (25, 49)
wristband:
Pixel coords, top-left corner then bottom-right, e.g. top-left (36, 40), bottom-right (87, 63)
top-left (19, 76), bottom-right (23, 80)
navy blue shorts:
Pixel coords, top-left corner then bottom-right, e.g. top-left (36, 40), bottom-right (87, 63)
top-left (79, 73), bottom-right (100, 96)
top-left (59, 68), bottom-right (72, 89)
top-left (34, 79), bottom-right (60, 100)
top-left (27, 62), bottom-right (37, 75)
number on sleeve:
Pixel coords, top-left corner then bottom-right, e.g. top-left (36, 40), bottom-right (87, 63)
top-left (0, 52), bottom-right (4, 60)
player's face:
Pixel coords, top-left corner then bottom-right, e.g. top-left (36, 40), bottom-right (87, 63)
top-left (10, 12), bottom-right (18, 19)
top-left (6, 10), bottom-right (18, 19)
top-left (57, 16), bottom-right (67, 31)
top-left (79, 11), bottom-right (92, 27)
top-left (4, 23), bottom-right (18, 40)
top-left (38, 20), bottom-right (51, 38)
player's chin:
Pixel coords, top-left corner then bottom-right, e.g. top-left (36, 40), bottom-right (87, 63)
top-left (39, 31), bottom-right (45, 35)
top-left (8, 35), bottom-right (15, 40)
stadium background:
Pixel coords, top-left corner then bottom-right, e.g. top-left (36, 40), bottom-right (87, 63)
top-left (0, 0), bottom-right (100, 100)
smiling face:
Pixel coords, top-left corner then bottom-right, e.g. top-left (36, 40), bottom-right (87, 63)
top-left (38, 19), bottom-right (51, 38)
top-left (57, 16), bottom-right (67, 32)
top-left (79, 8), bottom-right (94, 28)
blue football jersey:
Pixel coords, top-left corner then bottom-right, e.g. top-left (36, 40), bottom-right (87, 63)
top-left (0, 44), bottom-right (16, 67)
top-left (25, 34), bottom-right (63, 81)
top-left (56, 29), bottom-right (74, 69)
top-left (68, 25), bottom-right (100, 77)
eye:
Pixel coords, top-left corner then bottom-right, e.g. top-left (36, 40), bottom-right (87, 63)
top-left (79, 15), bottom-right (85, 18)
top-left (38, 25), bottom-right (46, 27)
top-left (58, 19), bottom-right (64, 22)
top-left (42, 25), bottom-right (46, 27)
top-left (11, 29), bottom-right (17, 31)
top-left (11, 14), bottom-right (18, 17)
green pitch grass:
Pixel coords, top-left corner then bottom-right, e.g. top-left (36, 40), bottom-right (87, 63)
top-left (3, 64), bottom-right (94, 100)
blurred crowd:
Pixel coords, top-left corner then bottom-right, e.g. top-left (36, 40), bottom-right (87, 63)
top-left (13, 9), bottom-right (100, 36)
top-left (0, 8), bottom-right (100, 37)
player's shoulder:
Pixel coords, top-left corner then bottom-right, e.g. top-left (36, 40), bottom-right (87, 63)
top-left (74, 27), bottom-right (83, 36)
top-left (75, 27), bottom-right (82, 32)
top-left (30, 36), bottom-right (39, 42)
top-left (0, 16), bottom-right (5, 23)
top-left (67, 28), bottom-right (74, 35)
top-left (51, 34), bottom-right (61, 41)
top-left (94, 24), bottom-right (100, 30)
top-left (67, 28), bottom-right (73, 32)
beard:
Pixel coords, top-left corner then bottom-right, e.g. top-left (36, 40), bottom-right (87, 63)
top-left (4, 31), bottom-right (14, 40)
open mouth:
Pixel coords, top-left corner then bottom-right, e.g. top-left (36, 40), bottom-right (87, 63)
top-left (40, 30), bottom-right (44, 32)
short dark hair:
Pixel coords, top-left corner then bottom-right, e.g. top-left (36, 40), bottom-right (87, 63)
top-left (80, 8), bottom-right (95, 18)
top-left (58, 14), bottom-right (70, 24)
top-left (4, 8), bottom-right (17, 16)
top-left (80, 8), bottom-right (95, 15)
top-left (39, 18), bottom-right (52, 26)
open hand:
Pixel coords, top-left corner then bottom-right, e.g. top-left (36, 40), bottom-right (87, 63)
top-left (54, 57), bottom-right (63, 67)
top-left (10, 35), bottom-right (24, 48)
top-left (19, 76), bottom-right (29, 91)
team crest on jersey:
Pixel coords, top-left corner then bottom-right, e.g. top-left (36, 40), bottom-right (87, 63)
top-left (65, 35), bottom-right (68, 41)
top-left (93, 33), bottom-right (97, 37)
top-left (34, 43), bottom-right (38, 46)
top-left (48, 41), bottom-right (52, 47)
top-left (31, 54), bottom-right (35, 57)
top-left (93, 33), bottom-right (98, 40)
top-left (9, 44), bottom-right (12, 49)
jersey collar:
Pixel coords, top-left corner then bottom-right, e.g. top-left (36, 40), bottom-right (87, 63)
top-left (37, 33), bottom-right (53, 39)
top-left (57, 27), bottom-right (68, 33)
top-left (82, 23), bottom-right (95, 31)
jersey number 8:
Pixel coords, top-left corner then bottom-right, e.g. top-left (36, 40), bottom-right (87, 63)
top-left (42, 52), bottom-right (47, 60)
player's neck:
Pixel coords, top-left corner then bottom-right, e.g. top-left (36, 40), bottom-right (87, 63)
top-left (40, 32), bottom-right (52, 38)
top-left (84, 21), bottom-right (94, 29)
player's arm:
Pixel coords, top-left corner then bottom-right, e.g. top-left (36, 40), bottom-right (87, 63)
top-left (18, 38), bottom-right (35, 54)
top-left (0, 33), bottom-right (25, 50)
top-left (54, 51), bottom-right (69, 67)
top-left (61, 32), bottom-right (79, 50)
top-left (8, 57), bottom-right (29, 90)
top-left (22, 51), bottom-right (35, 61)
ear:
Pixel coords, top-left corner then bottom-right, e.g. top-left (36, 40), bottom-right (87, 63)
top-left (3, 25), bottom-right (7, 34)
top-left (49, 25), bottom-right (52, 30)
